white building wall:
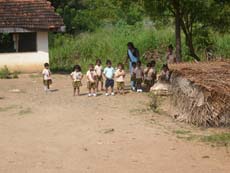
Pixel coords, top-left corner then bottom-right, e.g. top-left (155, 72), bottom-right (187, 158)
top-left (0, 32), bottom-right (49, 73)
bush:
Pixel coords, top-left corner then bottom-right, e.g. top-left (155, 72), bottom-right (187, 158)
top-left (49, 24), bottom-right (174, 72)
top-left (49, 24), bottom-right (230, 73)
top-left (0, 66), bottom-right (11, 79)
top-left (0, 66), bottom-right (20, 79)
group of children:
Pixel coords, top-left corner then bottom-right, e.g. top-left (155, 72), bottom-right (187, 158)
top-left (42, 59), bottom-right (170, 97)
top-left (70, 59), bottom-right (126, 97)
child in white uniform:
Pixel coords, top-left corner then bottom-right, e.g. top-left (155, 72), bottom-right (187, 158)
top-left (70, 65), bottom-right (83, 96)
top-left (42, 63), bottom-right (52, 92)
top-left (133, 61), bottom-right (144, 93)
top-left (115, 63), bottom-right (126, 95)
top-left (86, 64), bottom-right (97, 97)
top-left (95, 59), bottom-right (104, 92)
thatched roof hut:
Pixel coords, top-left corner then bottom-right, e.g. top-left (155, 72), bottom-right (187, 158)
top-left (169, 61), bottom-right (230, 127)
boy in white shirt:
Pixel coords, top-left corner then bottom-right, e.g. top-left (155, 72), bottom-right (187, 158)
top-left (42, 63), bottom-right (52, 92)
top-left (166, 44), bottom-right (176, 64)
top-left (159, 64), bottom-right (170, 82)
top-left (103, 60), bottom-right (115, 96)
top-left (144, 61), bottom-right (157, 92)
top-left (95, 59), bottom-right (104, 92)
top-left (133, 61), bottom-right (144, 93)
top-left (70, 65), bottom-right (83, 96)
top-left (115, 63), bottom-right (126, 95)
top-left (86, 64), bottom-right (97, 97)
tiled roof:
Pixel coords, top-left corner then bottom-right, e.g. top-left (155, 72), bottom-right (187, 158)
top-left (0, 0), bottom-right (64, 31)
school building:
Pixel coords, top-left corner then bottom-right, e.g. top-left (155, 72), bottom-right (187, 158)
top-left (0, 0), bottom-right (64, 72)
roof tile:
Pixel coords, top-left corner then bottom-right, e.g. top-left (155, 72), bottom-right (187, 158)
top-left (0, 0), bottom-right (64, 31)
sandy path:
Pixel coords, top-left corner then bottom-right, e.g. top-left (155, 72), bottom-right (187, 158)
top-left (0, 74), bottom-right (229, 173)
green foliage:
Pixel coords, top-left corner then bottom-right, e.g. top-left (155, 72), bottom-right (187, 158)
top-left (143, 0), bottom-right (230, 60)
top-left (201, 133), bottom-right (230, 145)
top-left (0, 66), bottom-right (20, 79)
top-left (193, 27), bottom-right (214, 50)
top-left (50, 23), bottom-right (230, 72)
top-left (49, 0), bottom-right (144, 33)
top-left (0, 66), bottom-right (11, 79)
top-left (213, 33), bottom-right (230, 58)
top-left (49, 24), bottom-right (174, 72)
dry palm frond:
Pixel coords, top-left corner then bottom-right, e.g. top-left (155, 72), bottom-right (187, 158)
top-left (169, 60), bottom-right (230, 127)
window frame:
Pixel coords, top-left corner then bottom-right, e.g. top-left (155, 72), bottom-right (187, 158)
top-left (0, 32), bottom-right (38, 53)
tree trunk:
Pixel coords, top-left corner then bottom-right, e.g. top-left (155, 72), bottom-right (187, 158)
top-left (180, 19), bottom-right (200, 62)
top-left (186, 33), bottom-right (200, 62)
top-left (175, 8), bottom-right (182, 62)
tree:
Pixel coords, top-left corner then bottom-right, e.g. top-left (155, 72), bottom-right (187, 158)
top-left (144, 0), bottom-right (230, 62)
top-left (49, 0), bottom-right (144, 33)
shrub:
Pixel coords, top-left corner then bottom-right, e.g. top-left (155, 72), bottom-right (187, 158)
top-left (49, 24), bottom-right (174, 72)
top-left (0, 66), bottom-right (20, 79)
top-left (0, 66), bottom-right (11, 79)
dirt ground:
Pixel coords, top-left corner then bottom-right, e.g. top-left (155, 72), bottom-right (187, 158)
top-left (0, 74), bottom-right (230, 173)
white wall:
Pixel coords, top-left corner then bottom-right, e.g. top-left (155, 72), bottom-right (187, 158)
top-left (0, 32), bottom-right (49, 73)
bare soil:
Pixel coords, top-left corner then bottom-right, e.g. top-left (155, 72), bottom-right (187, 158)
top-left (0, 74), bottom-right (230, 173)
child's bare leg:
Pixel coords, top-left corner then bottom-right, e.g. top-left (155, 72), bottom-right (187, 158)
top-left (111, 87), bottom-right (114, 95)
top-left (44, 85), bottom-right (48, 91)
top-left (117, 88), bottom-right (119, 94)
top-left (77, 88), bottom-right (80, 96)
top-left (96, 82), bottom-right (99, 92)
top-left (101, 81), bottom-right (104, 91)
top-left (73, 88), bottom-right (76, 96)
top-left (137, 83), bottom-right (141, 91)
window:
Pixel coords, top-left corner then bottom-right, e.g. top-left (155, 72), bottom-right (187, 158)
top-left (0, 33), bottom-right (15, 53)
top-left (18, 33), bottom-right (37, 52)
top-left (0, 32), bottom-right (37, 53)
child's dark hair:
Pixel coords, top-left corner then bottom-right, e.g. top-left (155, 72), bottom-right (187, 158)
top-left (106, 60), bottom-right (112, 65)
top-left (127, 42), bottom-right (135, 49)
top-left (147, 62), bottom-right (152, 68)
top-left (73, 65), bottom-right (82, 72)
top-left (44, 63), bottom-right (49, 67)
top-left (150, 60), bottom-right (156, 67)
top-left (89, 64), bottom-right (94, 68)
top-left (117, 63), bottom-right (124, 70)
top-left (162, 64), bottom-right (169, 70)
top-left (132, 62), bottom-right (136, 67)
top-left (168, 44), bottom-right (174, 50)
top-left (96, 58), bottom-right (102, 64)
top-left (137, 60), bottom-right (142, 66)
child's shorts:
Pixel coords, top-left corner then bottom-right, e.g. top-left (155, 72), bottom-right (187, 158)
top-left (131, 76), bottom-right (136, 82)
top-left (87, 81), bottom-right (96, 89)
top-left (97, 75), bottom-right (103, 82)
top-left (105, 79), bottom-right (114, 88)
top-left (117, 82), bottom-right (125, 90)
top-left (43, 79), bottom-right (52, 86)
top-left (73, 81), bottom-right (82, 88)
top-left (144, 79), bottom-right (154, 86)
top-left (135, 78), bottom-right (142, 85)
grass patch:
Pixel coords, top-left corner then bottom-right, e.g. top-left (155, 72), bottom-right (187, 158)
top-left (49, 25), bottom-right (174, 72)
top-left (130, 108), bottom-right (152, 115)
top-left (49, 23), bottom-right (230, 73)
top-left (148, 93), bottom-right (166, 113)
top-left (201, 133), bottom-right (230, 146)
top-left (174, 130), bottom-right (191, 135)
top-left (29, 74), bottom-right (41, 78)
top-left (0, 105), bottom-right (17, 112)
top-left (0, 66), bottom-right (20, 79)
top-left (18, 108), bottom-right (32, 116)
